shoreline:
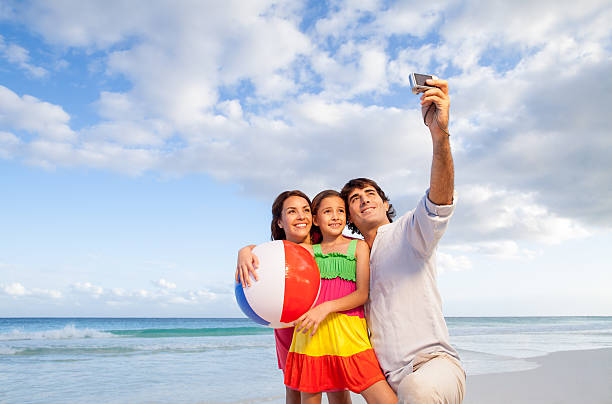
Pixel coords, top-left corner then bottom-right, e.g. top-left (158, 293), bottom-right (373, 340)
top-left (338, 348), bottom-right (612, 404)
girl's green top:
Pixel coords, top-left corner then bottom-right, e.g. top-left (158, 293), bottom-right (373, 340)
top-left (312, 239), bottom-right (358, 282)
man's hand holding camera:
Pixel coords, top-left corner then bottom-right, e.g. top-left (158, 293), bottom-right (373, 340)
top-left (420, 78), bottom-right (450, 139)
top-left (409, 73), bottom-right (453, 205)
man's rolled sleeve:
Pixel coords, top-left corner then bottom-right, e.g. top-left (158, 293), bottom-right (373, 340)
top-left (407, 189), bottom-right (457, 258)
top-left (424, 188), bottom-right (456, 218)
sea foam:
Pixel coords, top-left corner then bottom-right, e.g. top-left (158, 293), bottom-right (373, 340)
top-left (0, 324), bottom-right (115, 341)
top-left (0, 346), bottom-right (21, 355)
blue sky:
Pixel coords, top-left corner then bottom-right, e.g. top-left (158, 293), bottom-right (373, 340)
top-left (1, 0), bottom-right (611, 317)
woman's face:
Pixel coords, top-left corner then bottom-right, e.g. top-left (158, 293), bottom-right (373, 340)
top-left (278, 195), bottom-right (312, 243)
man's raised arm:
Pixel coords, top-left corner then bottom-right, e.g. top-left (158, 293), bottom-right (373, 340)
top-left (421, 78), bottom-right (454, 206)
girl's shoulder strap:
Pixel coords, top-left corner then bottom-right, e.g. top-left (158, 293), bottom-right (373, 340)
top-left (346, 239), bottom-right (358, 258)
top-left (312, 244), bottom-right (323, 255)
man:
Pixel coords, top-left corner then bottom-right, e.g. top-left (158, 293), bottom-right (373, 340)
top-left (340, 78), bottom-right (465, 403)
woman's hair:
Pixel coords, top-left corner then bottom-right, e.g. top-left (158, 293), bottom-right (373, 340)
top-left (310, 190), bottom-right (343, 243)
top-left (270, 190), bottom-right (312, 241)
top-left (340, 178), bottom-right (395, 235)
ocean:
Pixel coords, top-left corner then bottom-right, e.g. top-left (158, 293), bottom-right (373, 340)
top-left (1, 317), bottom-right (611, 403)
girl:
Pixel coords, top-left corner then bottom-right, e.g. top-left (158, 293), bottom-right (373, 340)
top-left (235, 190), bottom-right (351, 404)
top-left (284, 190), bottom-right (396, 404)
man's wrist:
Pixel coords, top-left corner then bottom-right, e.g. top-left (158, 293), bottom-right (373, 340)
top-left (429, 120), bottom-right (450, 138)
top-left (431, 129), bottom-right (451, 148)
top-left (437, 126), bottom-right (450, 136)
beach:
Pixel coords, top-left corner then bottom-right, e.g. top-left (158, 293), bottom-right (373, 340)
top-left (463, 348), bottom-right (612, 404)
top-left (336, 349), bottom-right (612, 404)
top-left (340, 348), bottom-right (612, 404)
top-left (1, 317), bottom-right (611, 403)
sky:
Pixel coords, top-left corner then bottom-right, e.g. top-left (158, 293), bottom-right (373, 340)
top-left (1, 0), bottom-right (611, 317)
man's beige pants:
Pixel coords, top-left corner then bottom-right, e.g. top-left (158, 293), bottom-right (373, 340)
top-left (397, 352), bottom-right (466, 404)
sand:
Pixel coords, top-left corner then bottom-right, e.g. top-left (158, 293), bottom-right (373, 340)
top-left (326, 348), bottom-right (612, 404)
top-left (464, 348), bottom-right (612, 404)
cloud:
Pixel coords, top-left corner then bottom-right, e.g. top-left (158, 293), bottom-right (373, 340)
top-left (71, 282), bottom-right (104, 297)
top-left (0, 131), bottom-right (21, 159)
top-left (2, 282), bottom-right (27, 296)
top-left (444, 241), bottom-right (537, 261)
top-left (1, 0), bottom-right (610, 249)
top-left (154, 278), bottom-right (176, 290)
top-left (1, 280), bottom-right (228, 309)
top-left (23, 138), bottom-right (159, 175)
top-left (449, 185), bottom-right (590, 245)
top-left (13, 0), bottom-right (149, 49)
top-left (1, 282), bottom-right (62, 299)
top-left (0, 86), bottom-right (75, 141)
top-left (448, 48), bottom-right (612, 226)
top-left (41, 289), bottom-right (63, 299)
top-left (310, 40), bottom-right (390, 98)
top-left (0, 278), bottom-right (233, 317)
top-left (0, 35), bottom-right (48, 78)
top-left (437, 251), bottom-right (472, 274)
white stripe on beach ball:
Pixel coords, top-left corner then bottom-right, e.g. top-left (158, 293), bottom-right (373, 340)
top-left (244, 240), bottom-right (286, 326)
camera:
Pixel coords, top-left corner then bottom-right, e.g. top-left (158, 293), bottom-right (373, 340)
top-left (409, 73), bottom-right (437, 94)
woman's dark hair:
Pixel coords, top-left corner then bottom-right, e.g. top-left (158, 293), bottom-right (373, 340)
top-left (270, 190), bottom-right (312, 241)
top-left (340, 178), bottom-right (395, 235)
top-left (310, 190), bottom-right (342, 243)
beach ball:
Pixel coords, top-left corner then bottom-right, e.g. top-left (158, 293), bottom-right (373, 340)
top-left (235, 240), bottom-right (320, 328)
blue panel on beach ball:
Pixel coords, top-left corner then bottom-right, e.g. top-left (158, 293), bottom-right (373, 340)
top-left (235, 282), bottom-right (269, 326)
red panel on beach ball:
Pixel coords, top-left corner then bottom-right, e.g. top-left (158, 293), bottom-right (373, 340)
top-left (280, 240), bottom-right (321, 323)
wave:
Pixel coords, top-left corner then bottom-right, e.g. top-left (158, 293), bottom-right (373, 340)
top-left (0, 347), bottom-right (20, 355)
top-left (1, 341), bottom-right (274, 357)
top-left (108, 326), bottom-right (272, 338)
top-left (456, 348), bottom-right (541, 375)
top-left (4, 346), bottom-right (136, 356)
top-left (0, 325), bottom-right (272, 341)
top-left (0, 324), bottom-right (115, 341)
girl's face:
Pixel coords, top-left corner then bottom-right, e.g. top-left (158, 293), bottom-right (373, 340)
top-left (278, 196), bottom-right (312, 243)
top-left (313, 196), bottom-right (346, 238)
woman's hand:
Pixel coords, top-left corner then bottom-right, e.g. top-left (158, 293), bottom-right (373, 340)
top-left (235, 246), bottom-right (259, 287)
top-left (294, 302), bottom-right (331, 337)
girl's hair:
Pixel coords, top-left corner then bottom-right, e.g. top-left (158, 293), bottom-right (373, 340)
top-left (270, 190), bottom-right (312, 241)
top-left (311, 189), bottom-right (342, 215)
top-left (310, 190), bottom-right (343, 243)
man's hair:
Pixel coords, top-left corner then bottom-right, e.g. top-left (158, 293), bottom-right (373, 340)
top-left (340, 178), bottom-right (396, 235)
top-left (270, 190), bottom-right (312, 241)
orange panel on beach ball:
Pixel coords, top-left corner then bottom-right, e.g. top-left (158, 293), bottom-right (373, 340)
top-left (235, 240), bottom-right (320, 328)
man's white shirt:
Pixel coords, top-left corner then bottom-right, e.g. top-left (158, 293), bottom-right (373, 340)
top-left (366, 190), bottom-right (461, 391)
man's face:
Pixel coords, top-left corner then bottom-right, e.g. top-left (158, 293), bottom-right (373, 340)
top-left (347, 186), bottom-right (390, 232)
